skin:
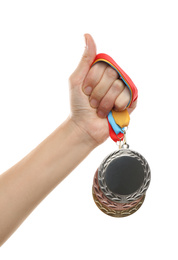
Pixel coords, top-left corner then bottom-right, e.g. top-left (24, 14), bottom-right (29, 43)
top-left (0, 34), bottom-right (137, 246)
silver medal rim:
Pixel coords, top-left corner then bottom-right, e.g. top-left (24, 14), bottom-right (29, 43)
top-left (98, 149), bottom-right (151, 204)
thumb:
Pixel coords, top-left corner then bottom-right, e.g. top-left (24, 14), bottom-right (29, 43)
top-left (71, 34), bottom-right (97, 85)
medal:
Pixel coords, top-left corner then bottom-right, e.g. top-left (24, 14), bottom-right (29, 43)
top-left (92, 54), bottom-right (151, 217)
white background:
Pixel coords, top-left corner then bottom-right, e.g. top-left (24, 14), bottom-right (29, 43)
top-left (0, 0), bottom-right (178, 259)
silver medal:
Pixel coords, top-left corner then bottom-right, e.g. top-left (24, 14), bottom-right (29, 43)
top-left (92, 136), bottom-right (151, 217)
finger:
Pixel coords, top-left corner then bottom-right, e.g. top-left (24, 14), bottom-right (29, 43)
top-left (89, 65), bottom-right (118, 108)
top-left (114, 87), bottom-right (131, 111)
top-left (69, 34), bottom-right (97, 87)
top-left (82, 62), bottom-right (108, 96)
top-left (97, 79), bottom-right (125, 118)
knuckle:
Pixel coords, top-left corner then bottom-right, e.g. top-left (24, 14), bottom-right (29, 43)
top-left (120, 103), bottom-right (127, 111)
top-left (85, 69), bottom-right (96, 85)
top-left (115, 98), bottom-right (128, 111)
top-left (91, 89), bottom-right (104, 101)
top-left (105, 66), bottom-right (118, 79)
top-left (84, 65), bottom-right (102, 87)
top-left (99, 97), bottom-right (113, 112)
top-left (112, 79), bottom-right (125, 91)
top-left (99, 101), bottom-right (110, 112)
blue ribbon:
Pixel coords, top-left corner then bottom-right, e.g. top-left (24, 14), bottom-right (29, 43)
top-left (107, 111), bottom-right (124, 135)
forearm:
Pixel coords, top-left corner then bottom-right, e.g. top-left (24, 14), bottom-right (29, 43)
top-left (0, 117), bottom-right (96, 246)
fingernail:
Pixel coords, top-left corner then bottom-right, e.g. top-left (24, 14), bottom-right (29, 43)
top-left (98, 110), bottom-right (106, 118)
top-left (90, 99), bottom-right (98, 108)
top-left (84, 86), bottom-right (92, 95)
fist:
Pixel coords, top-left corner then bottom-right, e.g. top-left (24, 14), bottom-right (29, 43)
top-left (82, 62), bottom-right (131, 118)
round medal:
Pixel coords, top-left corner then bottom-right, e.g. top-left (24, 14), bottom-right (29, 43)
top-left (92, 146), bottom-right (151, 217)
top-left (92, 187), bottom-right (146, 218)
top-left (97, 148), bottom-right (151, 204)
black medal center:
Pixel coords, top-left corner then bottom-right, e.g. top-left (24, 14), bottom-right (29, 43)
top-left (104, 156), bottom-right (145, 195)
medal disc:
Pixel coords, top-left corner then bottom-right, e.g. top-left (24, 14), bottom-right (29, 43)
top-left (93, 170), bottom-right (144, 211)
top-left (92, 187), bottom-right (145, 218)
top-left (98, 149), bottom-right (151, 204)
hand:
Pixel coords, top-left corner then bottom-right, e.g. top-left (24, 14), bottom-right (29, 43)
top-left (69, 34), bottom-right (137, 146)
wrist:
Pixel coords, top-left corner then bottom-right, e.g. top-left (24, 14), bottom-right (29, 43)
top-left (68, 116), bottom-right (98, 150)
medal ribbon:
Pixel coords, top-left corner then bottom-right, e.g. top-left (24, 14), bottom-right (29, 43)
top-left (92, 53), bottom-right (138, 142)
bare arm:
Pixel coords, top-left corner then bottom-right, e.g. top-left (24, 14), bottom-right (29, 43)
top-left (0, 118), bottom-right (96, 246)
top-left (0, 34), bottom-right (135, 246)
